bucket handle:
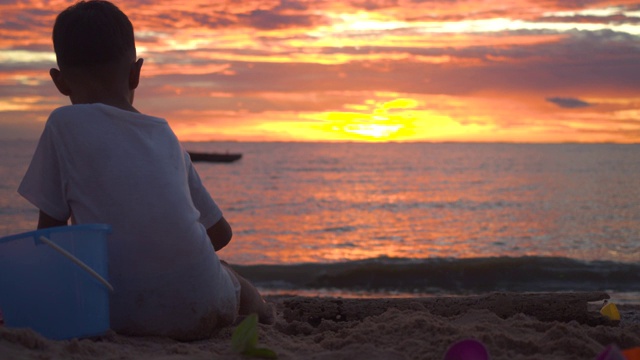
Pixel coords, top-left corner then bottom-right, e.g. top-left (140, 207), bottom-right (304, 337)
top-left (39, 236), bottom-right (114, 292)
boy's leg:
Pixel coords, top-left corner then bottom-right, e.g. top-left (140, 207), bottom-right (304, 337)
top-left (221, 262), bottom-right (274, 324)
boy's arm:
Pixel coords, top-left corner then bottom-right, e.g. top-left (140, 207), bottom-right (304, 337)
top-left (37, 210), bottom-right (68, 229)
top-left (207, 216), bottom-right (232, 251)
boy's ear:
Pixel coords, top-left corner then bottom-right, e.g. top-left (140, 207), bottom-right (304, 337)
top-left (129, 58), bottom-right (144, 90)
top-left (49, 68), bottom-right (71, 96)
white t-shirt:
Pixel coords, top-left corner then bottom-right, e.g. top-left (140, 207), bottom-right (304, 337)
top-left (19, 103), bottom-right (239, 339)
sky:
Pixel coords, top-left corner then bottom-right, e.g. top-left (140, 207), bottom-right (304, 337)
top-left (1, 0), bottom-right (640, 142)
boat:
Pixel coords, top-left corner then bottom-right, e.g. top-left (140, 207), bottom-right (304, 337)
top-left (187, 151), bottom-right (243, 163)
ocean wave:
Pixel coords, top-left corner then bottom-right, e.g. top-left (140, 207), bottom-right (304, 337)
top-left (232, 256), bottom-right (640, 294)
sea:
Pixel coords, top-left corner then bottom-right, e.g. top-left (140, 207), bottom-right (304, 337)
top-left (2, 140), bottom-right (640, 303)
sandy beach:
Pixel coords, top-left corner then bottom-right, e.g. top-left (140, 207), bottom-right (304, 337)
top-left (1, 291), bottom-right (639, 360)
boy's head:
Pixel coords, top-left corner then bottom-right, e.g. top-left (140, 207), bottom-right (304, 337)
top-left (50, 0), bottom-right (143, 107)
top-left (53, 0), bottom-right (135, 70)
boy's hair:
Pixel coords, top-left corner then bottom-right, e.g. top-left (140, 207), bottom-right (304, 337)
top-left (53, 0), bottom-right (135, 69)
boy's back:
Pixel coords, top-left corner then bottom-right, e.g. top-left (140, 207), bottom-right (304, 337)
top-left (19, 102), bottom-right (240, 339)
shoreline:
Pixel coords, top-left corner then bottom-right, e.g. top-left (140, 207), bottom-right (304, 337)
top-left (2, 291), bottom-right (639, 359)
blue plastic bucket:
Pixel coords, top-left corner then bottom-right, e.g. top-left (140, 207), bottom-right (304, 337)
top-left (0, 224), bottom-right (111, 340)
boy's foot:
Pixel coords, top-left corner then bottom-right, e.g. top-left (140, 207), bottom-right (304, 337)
top-left (258, 301), bottom-right (275, 325)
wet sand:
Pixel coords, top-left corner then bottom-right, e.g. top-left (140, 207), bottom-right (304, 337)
top-left (1, 292), bottom-right (639, 360)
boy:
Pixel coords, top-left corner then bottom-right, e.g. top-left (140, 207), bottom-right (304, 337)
top-left (18, 0), bottom-right (273, 340)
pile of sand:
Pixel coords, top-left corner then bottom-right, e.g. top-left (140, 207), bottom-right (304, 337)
top-left (1, 292), bottom-right (639, 359)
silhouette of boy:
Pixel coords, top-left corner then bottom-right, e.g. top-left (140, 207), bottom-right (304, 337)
top-left (19, 0), bottom-right (273, 340)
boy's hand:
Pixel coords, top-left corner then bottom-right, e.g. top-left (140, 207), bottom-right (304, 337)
top-left (37, 210), bottom-right (68, 229)
top-left (207, 217), bottom-right (232, 251)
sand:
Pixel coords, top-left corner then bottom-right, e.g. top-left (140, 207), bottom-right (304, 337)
top-left (1, 292), bottom-right (639, 360)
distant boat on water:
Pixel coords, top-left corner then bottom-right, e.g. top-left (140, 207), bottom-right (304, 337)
top-left (187, 151), bottom-right (243, 163)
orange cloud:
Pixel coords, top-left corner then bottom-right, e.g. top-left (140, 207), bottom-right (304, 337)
top-left (1, 0), bottom-right (640, 142)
